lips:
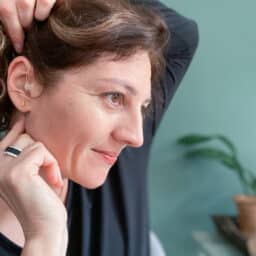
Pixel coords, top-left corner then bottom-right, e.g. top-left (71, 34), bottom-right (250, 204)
top-left (92, 149), bottom-right (119, 165)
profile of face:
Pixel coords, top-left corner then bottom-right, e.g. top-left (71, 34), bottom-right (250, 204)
top-left (8, 51), bottom-right (151, 188)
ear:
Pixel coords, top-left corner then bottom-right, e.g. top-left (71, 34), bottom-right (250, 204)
top-left (7, 56), bottom-right (43, 113)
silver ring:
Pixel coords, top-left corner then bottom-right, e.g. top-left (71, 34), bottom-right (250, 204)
top-left (4, 146), bottom-right (22, 158)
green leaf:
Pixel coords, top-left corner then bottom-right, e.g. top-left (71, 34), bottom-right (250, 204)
top-left (249, 178), bottom-right (256, 193)
top-left (177, 133), bottom-right (237, 156)
top-left (185, 147), bottom-right (229, 159)
top-left (185, 147), bottom-right (237, 170)
top-left (215, 135), bottom-right (237, 155)
top-left (177, 134), bottom-right (214, 145)
top-left (185, 148), bottom-right (250, 186)
top-left (221, 156), bottom-right (238, 170)
top-left (177, 133), bottom-right (254, 194)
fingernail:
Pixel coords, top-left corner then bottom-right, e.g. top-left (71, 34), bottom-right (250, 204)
top-left (14, 43), bottom-right (22, 53)
top-left (57, 172), bottom-right (64, 187)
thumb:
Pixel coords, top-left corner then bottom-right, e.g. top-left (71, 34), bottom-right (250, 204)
top-left (43, 160), bottom-right (64, 189)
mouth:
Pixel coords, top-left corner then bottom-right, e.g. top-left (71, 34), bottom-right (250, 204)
top-left (92, 149), bottom-right (119, 165)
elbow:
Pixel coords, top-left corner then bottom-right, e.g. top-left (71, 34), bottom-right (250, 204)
top-left (167, 17), bottom-right (200, 58)
top-left (189, 21), bottom-right (199, 55)
top-left (186, 20), bottom-right (199, 56)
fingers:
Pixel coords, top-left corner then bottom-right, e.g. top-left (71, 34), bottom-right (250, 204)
top-left (1, 122), bottom-right (63, 189)
top-left (20, 142), bottom-right (63, 188)
top-left (0, 1), bottom-right (24, 52)
top-left (0, 133), bottom-right (67, 234)
top-left (0, 0), bottom-right (58, 53)
top-left (34, 0), bottom-right (56, 21)
top-left (16, 0), bottom-right (36, 28)
top-left (0, 116), bottom-right (25, 149)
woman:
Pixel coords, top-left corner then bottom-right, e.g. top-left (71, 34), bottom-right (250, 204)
top-left (0, 0), bottom-right (199, 255)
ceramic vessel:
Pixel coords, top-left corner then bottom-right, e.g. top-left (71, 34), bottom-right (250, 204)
top-left (234, 195), bottom-right (256, 237)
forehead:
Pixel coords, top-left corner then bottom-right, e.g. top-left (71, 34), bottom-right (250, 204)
top-left (64, 51), bottom-right (152, 92)
top-left (67, 51), bottom-right (151, 82)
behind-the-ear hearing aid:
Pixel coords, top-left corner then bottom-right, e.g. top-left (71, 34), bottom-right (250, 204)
top-left (24, 83), bottom-right (30, 92)
top-left (24, 73), bottom-right (31, 93)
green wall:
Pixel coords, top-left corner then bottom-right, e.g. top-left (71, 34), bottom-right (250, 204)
top-left (149, 0), bottom-right (256, 255)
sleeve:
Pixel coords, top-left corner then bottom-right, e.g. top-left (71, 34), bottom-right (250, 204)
top-left (131, 0), bottom-right (199, 130)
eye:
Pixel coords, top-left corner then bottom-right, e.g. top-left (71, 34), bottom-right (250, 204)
top-left (103, 92), bottom-right (125, 108)
top-left (141, 102), bottom-right (152, 119)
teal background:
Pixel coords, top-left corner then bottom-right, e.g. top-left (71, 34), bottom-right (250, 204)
top-left (149, 0), bottom-right (256, 255)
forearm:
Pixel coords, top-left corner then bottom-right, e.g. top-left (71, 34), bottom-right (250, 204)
top-left (21, 227), bottom-right (68, 256)
top-left (130, 0), bottom-right (199, 133)
top-left (132, 0), bottom-right (199, 61)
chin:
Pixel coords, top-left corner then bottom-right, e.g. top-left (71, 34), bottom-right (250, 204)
top-left (86, 180), bottom-right (106, 189)
top-left (74, 171), bottom-right (109, 189)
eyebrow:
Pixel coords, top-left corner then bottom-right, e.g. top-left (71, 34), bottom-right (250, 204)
top-left (96, 78), bottom-right (152, 104)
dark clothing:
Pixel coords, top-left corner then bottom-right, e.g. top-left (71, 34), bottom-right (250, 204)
top-left (0, 0), bottom-right (198, 255)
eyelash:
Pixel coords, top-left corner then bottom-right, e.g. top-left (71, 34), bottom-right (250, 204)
top-left (102, 91), bottom-right (152, 119)
top-left (141, 103), bottom-right (152, 119)
top-left (102, 92), bottom-right (125, 108)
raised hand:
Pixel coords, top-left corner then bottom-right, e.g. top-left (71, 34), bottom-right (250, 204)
top-left (0, 0), bottom-right (58, 52)
top-left (0, 116), bottom-right (67, 247)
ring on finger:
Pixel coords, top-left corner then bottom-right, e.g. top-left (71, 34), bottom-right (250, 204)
top-left (4, 146), bottom-right (23, 158)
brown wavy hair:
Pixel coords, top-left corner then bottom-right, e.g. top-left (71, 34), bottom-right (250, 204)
top-left (0, 0), bottom-right (169, 131)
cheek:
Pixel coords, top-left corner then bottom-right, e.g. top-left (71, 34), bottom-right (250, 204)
top-left (25, 93), bottom-right (117, 184)
top-left (24, 99), bottom-right (81, 171)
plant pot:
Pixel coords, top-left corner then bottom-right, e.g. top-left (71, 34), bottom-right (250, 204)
top-left (234, 195), bottom-right (256, 237)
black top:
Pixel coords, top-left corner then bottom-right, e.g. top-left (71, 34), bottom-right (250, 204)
top-left (0, 0), bottom-right (199, 255)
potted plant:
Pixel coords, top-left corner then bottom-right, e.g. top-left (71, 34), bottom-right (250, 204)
top-left (177, 133), bottom-right (256, 238)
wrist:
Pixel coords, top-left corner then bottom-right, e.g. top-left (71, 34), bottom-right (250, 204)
top-left (22, 225), bottom-right (68, 256)
top-left (22, 208), bottom-right (68, 241)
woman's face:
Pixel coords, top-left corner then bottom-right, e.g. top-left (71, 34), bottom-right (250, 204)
top-left (25, 51), bottom-right (152, 188)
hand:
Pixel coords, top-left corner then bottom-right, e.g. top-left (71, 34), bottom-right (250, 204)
top-left (0, 116), bottom-right (67, 241)
top-left (0, 0), bottom-right (59, 53)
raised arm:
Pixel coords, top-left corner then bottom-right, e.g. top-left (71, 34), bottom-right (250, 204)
top-left (132, 0), bottom-right (199, 106)
top-left (129, 0), bottom-right (199, 135)
top-left (0, 1), bottom-right (199, 96)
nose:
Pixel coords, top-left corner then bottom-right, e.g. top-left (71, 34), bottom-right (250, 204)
top-left (113, 110), bottom-right (144, 148)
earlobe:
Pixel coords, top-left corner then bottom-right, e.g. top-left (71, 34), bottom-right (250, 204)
top-left (7, 56), bottom-right (40, 113)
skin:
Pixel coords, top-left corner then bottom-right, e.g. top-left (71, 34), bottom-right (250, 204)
top-left (0, 1), bottom-right (151, 255)
top-left (0, 51), bottom-right (152, 250)
top-left (0, 118), bottom-right (68, 250)
top-left (0, 0), bottom-right (60, 52)
top-left (24, 51), bottom-right (152, 189)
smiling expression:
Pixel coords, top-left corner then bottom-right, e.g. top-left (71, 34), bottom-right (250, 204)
top-left (25, 51), bottom-right (152, 188)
